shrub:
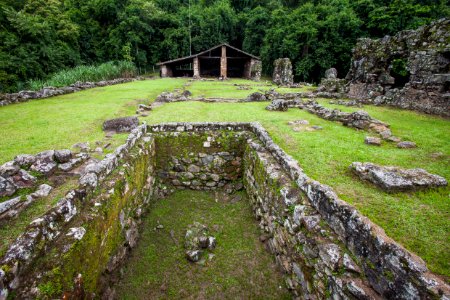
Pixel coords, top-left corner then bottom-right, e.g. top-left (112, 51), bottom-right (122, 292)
top-left (27, 61), bottom-right (137, 91)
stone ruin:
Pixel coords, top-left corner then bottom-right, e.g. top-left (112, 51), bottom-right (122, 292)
top-left (273, 58), bottom-right (294, 86)
top-left (102, 116), bottom-right (139, 133)
top-left (350, 162), bottom-right (447, 192)
top-left (0, 122), bottom-right (448, 299)
top-left (317, 68), bottom-right (348, 95)
top-left (184, 222), bottom-right (216, 263)
top-left (345, 18), bottom-right (450, 117)
top-left (0, 150), bottom-right (90, 223)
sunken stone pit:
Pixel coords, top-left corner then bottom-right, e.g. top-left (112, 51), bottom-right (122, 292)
top-left (0, 123), bottom-right (449, 299)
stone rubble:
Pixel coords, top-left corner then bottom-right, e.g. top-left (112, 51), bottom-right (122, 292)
top-left (0, 149), bottom-right (90, 222)
top-left (266, 98), bottom-right (400, 143)
top-left (102, 116), bottom-right (139, 133)
top-left (397, 141), bottom-right (417, 149)
top-left (364, 136), bottom-right (381, 146)
top-left (184, 222), bottom-right (216, 263)
top-left (318, 68), bottom-right (348, 94)
top-left (350, 162), bottom-right (447, 192)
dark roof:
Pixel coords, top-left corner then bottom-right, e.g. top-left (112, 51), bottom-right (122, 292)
top-left (156, 43), bottom-right (260, 66)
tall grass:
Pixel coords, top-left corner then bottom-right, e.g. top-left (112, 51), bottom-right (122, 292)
top-left (27, 61), bottom-right (136, 91)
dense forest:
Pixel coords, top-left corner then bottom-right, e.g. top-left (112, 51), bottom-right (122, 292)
top-left (0, 0), bottom-right (448, 92)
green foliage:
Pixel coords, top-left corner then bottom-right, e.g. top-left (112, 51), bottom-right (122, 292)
top-left (391, 58), bottom-right (408, 77)
top-left (27, 61), bottom-right (136, 90)
top-left (0, 0), bottom-right (448, 91)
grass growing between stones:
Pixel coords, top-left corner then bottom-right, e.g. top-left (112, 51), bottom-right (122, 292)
top-left (0, 79), bottom-right (448, 279)
top-left (141, 100), bottom-right (450, 279)
top-left (115, 189), bottom-right (290, 299)
top-left (0, 178), bottom-right (79, 256)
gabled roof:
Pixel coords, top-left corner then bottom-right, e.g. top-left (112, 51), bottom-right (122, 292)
top-left (156, 43), bottom-right (260, 66)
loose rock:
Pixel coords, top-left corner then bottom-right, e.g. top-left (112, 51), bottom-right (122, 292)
top-left (364, 136), bottom-right (381, 146)
top-left (350, 162), bottom-right (448, 192)
top-left (102, 116), bottom-right (139, 133)
top-left (397, 141), bottom-right (417, 149)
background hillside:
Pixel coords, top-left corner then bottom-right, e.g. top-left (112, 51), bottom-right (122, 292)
top-left (0, 0), bottom-right (448, 92)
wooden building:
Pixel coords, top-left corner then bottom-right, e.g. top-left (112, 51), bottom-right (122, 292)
top-left (157, 43), bottom-right (261, 80)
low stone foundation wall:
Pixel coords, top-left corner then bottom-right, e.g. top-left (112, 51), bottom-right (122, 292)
top-left (0, 124), bottom-right (155, 299)
top-left (153, 130), bottom-right (246, 192)
top-left (0, 122), bottom-right (448, 299)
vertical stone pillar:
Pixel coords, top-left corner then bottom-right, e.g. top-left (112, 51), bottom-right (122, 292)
top-left (160, 65), bottom-right (168, 78)
top-left (220, 45), bottom-right (227, 79)
top-left (244, 60), bottom-right (252, 79)
top-left (193, 57), bottom-right (200, 79)
top-left (160, 65), bottom-right (173, 78)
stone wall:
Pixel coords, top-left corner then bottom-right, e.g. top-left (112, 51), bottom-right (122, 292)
top-left (152, 130), bottom-right (247, 192)
top-left (1, 122), bottom-right (449, 299)
top-left (0, 124), bottom-right (156, 299)
top-left (273, 58), bottom-right (294, 86)
top-left (346, 18), bottom-right (450, 117)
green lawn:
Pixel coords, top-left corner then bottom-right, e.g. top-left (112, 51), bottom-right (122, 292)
top-left (116, 190), bottom-right (290, 299)
top-left (0, 78), bottom-right (448, 279)
top-left (186, 78), bottom-right (314, 99)
top-left (0, 78), bottom-right (187, 163)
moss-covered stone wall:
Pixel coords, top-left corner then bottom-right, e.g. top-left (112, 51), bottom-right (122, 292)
top-left (1, 122), bottom-right (448, 299)
top-left (0, 126), bottom-right (158, 299)
top-left (154, 131), bottom-right (247, 192)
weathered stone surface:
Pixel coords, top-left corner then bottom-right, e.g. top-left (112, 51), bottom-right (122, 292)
top-left (364, 136), bottom-right (381, 146)
top-left (325, 68), bottom-right (338, 79)
top-left (350, 162), bottom-right (447, 192)
top-left (185, 250), bottom-right (202, 262)
top-left (13, 154), bottom-right (36, 168)
top-left (30, 150), bottom-right (57, 175)
top-left (265, 99), bottom-right (288, 111)
top-left (66, 227), bottom-right (86, 240)
top-left (0, 176), bottom-right (16, 197)
top-left (0, 161), bottom-right (19, 177)
top-left (0, 196), bottom-right (21, 215)
top-left (397, 141), bottom-right (417, 149)
top-left (1, 122), bottom-right (448, 299)
top-left (54, 150), bottom-right (72, 163)
top-left (72, 142), bottom-right (90, 152)
top-left (318, 243), bottom-right (341, 271)
top-left (102, 116), bottom-right (139, 133)
top-left (30, 184), bottom-right (53, 199)
top-left (346, 19), bottom-right (450, 117)
top-left (11, 170), bottom-right (37, 189)
top-left (273, 58), bottom-right (294, 86)
top-left (184, 222), bottom-right (216, 263)
top-left (246, 92), bottom-right (267, 102)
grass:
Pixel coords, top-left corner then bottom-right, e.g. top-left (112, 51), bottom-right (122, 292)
top-left (27, 61), bottom-right (137, 91)
top-left (115, 189), bottom-right (290, 299)
top-left (0, 78), bottom-right (187, 163)
top-left (186, 78), bottom-right (314, 99)
top-left (0, 78), bottom-right (448, 279)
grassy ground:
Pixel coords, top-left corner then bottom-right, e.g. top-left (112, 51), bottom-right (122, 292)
top-left (0, 79), bottom-right (186, 163)
top-left (185, 78), bottom-right (314, 99)
top-left (0, 78), bottom-right (448, 279)
top-left (115, 190), bottom-right (290, 299)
